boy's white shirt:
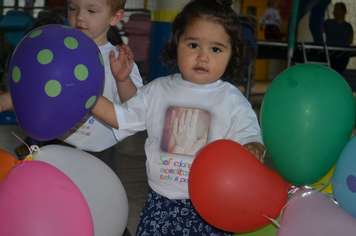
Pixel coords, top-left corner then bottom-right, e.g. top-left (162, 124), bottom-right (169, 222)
top-left (113, 73), bottom-right (263, 199)
top-left (58, 42), bottom-right (143, 151)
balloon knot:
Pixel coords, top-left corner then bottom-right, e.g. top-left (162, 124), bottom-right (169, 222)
top-left (23, 156), bottom-right (34, 162)
top-left (287, 185), bottom-right (299, 199)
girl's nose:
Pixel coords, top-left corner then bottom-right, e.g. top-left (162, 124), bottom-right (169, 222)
top-left (197, 50), bottom-right (209, 62)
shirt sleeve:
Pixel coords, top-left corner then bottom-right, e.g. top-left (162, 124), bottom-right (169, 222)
top-left (260, 11), bottom-right (266, 24)
top-left (113, 88), bottom-right (147, 141)
top-left (223, 88), bottom-right (264, 146)
top-left (130, 62), bottom-right (144, 89)
top-left (274, 9), bottom-right (281, 21)
top-left (348, 23), bottom-right (354, 38)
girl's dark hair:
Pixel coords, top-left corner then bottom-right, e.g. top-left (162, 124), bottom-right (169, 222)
top-left (160, 0), bottom-right (249, 83)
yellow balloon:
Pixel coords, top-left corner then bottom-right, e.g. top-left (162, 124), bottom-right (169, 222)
top-left (314, 165), bottom-right (335, 194)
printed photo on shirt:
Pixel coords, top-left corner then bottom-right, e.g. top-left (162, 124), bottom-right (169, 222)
top-left (160, 106), bottom-right (211, 156)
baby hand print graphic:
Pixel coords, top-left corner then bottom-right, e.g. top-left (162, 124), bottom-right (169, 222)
top-left (162, 107), bottom-right (210, 156)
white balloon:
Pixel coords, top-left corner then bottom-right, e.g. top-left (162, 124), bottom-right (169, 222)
top-left (33, 144), bottom-right (129, 236)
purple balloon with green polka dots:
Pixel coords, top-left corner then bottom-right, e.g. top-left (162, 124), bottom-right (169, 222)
top-left (9, 24), bottom-right (104, 141)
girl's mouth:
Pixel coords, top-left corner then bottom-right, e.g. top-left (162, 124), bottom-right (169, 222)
top-left (194, 67), bottom-right (208, 73)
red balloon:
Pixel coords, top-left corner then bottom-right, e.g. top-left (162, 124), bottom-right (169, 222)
top-left (189, 139), bottom-right (288, 233)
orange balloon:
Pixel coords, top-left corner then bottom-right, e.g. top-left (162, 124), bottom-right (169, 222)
top-left (189, 140), bottom-right (288, 233)
top-left (0, 149), bottom-right (19, 184)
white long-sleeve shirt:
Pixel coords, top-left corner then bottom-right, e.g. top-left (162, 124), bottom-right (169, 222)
top-left (58, 43), bottom-right (143, 151)
top-left (113, 73), bottom-right (263, 199)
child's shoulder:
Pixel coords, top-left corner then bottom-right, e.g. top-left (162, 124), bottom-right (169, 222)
top-left (142, 74), bottom-right (176, 89)
top-left (98, 42), bottom-right (116, 53)
top-left (151, 73), bottom-right (179, 84)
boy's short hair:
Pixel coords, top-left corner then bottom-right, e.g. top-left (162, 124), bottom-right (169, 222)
top-left (335, 2), bottom-right (347, 13)
top-left (266, 0), bottom-right (277, 7)
top-left (107, 0), bottom-right (126, 14)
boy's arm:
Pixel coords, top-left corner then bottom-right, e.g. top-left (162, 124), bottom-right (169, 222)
top-left (0, 91), bottom-right (14, 112)
top-left (110, 45), bottom-right (138, 103)
top-left (91, 96), bottom-right (119, 129)
top-left (347, 34), bottom-right (354, 45)
top-left (244, 142), bottom-right (265, 164)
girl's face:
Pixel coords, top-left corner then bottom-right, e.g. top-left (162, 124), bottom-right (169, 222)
top-left (67, 0), bottom-right (120, 46)
top-left (177, 19), bottom-right (232, 85)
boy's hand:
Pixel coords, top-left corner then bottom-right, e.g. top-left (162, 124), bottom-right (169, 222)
top-left (110, 45), bottom-right (134, 82)
top-left (244, 142), bottom-right (265, 164)
top-left (0, 91), bottom-right (13, 113)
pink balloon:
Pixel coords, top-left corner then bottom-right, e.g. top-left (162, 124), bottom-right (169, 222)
top-left (0, 160), bottom-right (94, 236)
top-left (277, 188), bottom-right (356, 236)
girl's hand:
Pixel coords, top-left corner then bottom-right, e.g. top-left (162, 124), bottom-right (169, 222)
top-left (244, 142), bottom-right (265, 164)
top-left (110, 45), bottom-right (134, 83)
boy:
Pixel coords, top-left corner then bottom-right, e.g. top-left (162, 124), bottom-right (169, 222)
top-left (0, 0), bottom-right (143, 177)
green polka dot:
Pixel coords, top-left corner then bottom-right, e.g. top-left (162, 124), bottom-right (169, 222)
top-left (74, 64), bottom-right (89, 81)
top-left (37, 49), bottom-right (53, 65)
top-left (85, 96), bottom-right (97, 109)
top-left (64, 37), bottom-right (78, 49)
top-left (62, 25), bottom-right (73, 29)
top-left (99, 52), bottom-right (104, 66)
top-left (12, 66), bottom-right (21, 83)
top-left (45, 80), bottom-right (62, 97)
top-left (30, 29), bottom-right (42, 38)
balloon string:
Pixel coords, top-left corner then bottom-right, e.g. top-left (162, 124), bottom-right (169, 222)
top-left (311, 177), bottom-right (333, 192)
top-left (11, 131), bottom-right (32, 159)
top-left (310, 177), bottom-right (335, 199)
top-left (11, 131), bottom-right (40, 161)
top-left (31, 145), bottom-right (41, 154)
top-left (263, 215), bottom-right (281, 228)
top-left (264, 190), bottom-right (298, 228)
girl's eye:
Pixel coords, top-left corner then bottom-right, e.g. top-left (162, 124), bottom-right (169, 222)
top-left (212, 47), bottom-right (221, 53)
top-left (89, 10), bottom-right (96, 13)
top-left (189, 43), bottom-right (198, 49)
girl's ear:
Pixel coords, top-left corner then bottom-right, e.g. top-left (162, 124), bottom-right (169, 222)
top-left (110, 9), bottom-right (125, 26)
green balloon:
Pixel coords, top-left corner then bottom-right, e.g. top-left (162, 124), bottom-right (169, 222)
top-left (260, 64), bottom-right (355, 186)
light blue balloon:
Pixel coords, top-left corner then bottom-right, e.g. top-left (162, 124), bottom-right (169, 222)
top-left (333, 135), bottom-right (356, 218)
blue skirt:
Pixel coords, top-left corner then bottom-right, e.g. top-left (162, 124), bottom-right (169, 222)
top-left (136, 188), bottom-right (234, 236)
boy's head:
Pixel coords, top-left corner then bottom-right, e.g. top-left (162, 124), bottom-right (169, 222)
top-left (67, 0), bottom-right (126, 46)
top-left (266, 0), bottom-right (278, 8)
top-left (333, 2), bottom-right (347, 20)
top-left (107, 0), bottom-right (127, 15)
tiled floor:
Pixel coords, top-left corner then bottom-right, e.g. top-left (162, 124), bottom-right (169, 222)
top-left (0, 81), bottom-right (273, 236)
